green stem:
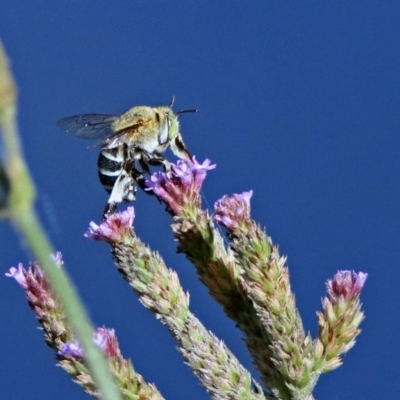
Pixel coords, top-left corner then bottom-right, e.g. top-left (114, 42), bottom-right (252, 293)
top-left (13, 211), bottom-right (122, 400)
top-left (0, 38), bottom-right (122, 400)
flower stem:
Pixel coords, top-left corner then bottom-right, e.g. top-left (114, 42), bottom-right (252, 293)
top-left (0, 38), bottom-right (122, 400)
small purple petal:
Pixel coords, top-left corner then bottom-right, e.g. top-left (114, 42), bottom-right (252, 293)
top-left (118, 206), bottom-right (135, 226)
top-left (171, 160), bottom-right (193, 186)
top-left (241, 190), bottom-right (253, 206)
top-left (60, 328), bottom-right (119, 360)
top-left (191, 157), bottom-right (217, 172)
top-left (5, 263), bottom-right (27, 288)
top-left (144, 171), bottom-right (166, 191)
top-left (95, 328), bottom-right (118, 357)
top-left (354, 272), bottom-right (368, 292)
top-left (59, 340), bottom-right (84, 359)
top-left (145, 172), bottom-right (172, 200)
top-left (93, 330), bottom-right (108, 351)
top-left (215, 214), bottom-right (234, 229)
top-left (191, 157), bottom-right (216, 188)
top-left (84, 221), bottom-right (103, 241)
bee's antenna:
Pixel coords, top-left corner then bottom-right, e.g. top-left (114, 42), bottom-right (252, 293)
top-left (177, 109), bottom-right (198, 115)
top-left (169, 96), bottom-right (175, 108)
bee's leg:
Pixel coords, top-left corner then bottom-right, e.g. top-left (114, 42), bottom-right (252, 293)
top-left (102, 202), bottom-right (117, 219)
top-left (138, 158), bottom-right (151, 175)
top-left (131, 164), bottom-right (147, 192)
top-left (103, 170), bottom-right (136, 219)
top-left (141, 152), bottom-right (172, 175)
top-left (170, 133), bottom-right (191, 160)
top-left (162, 159), bottom-right (172, 177)
top-left (140, 152), bottom-right (163, 167)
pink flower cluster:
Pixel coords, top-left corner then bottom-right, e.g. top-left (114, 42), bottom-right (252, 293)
top-left (327, 270), bottom-right (368, 300)
top-left (85, 207), bottom-right (135, 243)
top-left (5, 252), bottom-right (63, 289)
top-left (145, 157), bottom-right (216, 214)
top-left (214, 191), bottom-right (253, 232)
top-left (5, 253), bottom-right (64, 320)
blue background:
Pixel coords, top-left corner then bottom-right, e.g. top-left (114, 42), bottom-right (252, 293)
top-left (1, 2), bottom-right (399, 399)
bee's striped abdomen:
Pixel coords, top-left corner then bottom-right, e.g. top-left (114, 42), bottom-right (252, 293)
top-left (97, 147), bottom-right (124, 193)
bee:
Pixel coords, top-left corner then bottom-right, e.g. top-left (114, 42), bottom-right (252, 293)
top-left (57, 98), bottom-right (196, 217)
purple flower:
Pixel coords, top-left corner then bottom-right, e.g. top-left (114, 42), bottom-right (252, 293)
top-left (169, 157), bottom-right (216, 188)
top-left (327, 270), bottom-right (368, 299)
top-left (5, 263), bottom-right (28, 288)
top-left (94, 328), bottom-right (118, 358)
top-left (145, 172), bottom-right (173, 201)
top-left (145, 157), bottom-right (216, 214)
top-left (59, 328), bottom-right (118, 360)
top-left (85, 207), bottom-right (135, 242)
top-left (214, 190), bottom-right (253, 231)
top-left (170, 160), bottom-right (193, 186)
top-left (93, 329), bottom-right (108, 350)
top-left (59, 339), bottom-right (84, 359)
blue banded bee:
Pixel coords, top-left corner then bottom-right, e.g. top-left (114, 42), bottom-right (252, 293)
top-left (57, 99), bottom-right (196, 217)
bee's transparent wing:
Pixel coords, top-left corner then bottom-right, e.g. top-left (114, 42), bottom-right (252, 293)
top-left (57, 114), bottom-right (118, 140)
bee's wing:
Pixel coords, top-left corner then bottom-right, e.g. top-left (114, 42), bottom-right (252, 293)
top-left (56, 114), bottom-right (118, 140)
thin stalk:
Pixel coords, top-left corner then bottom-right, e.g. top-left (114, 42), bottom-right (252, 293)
top-left (0, 38), bottom-right (122, 400)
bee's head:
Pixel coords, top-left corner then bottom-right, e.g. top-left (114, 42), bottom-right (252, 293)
top-left (166, 109), bottom-right (180, 141)
top-left (154, 106), bottom-right (179, 141)
top-left (161, 100), bottom-right (197, 141)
